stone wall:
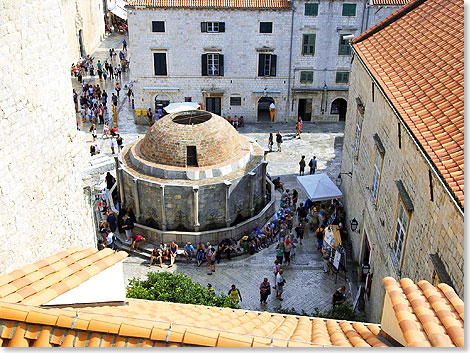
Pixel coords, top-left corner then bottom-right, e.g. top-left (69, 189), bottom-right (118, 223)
top-left (0, 0), bottom-right (96, 274)
top-left (340, 58), bottom-right (464, 323)
top-left (60, 0), bottom-right (106, 64)
top-left (120, 160), bottom-right (266, 232)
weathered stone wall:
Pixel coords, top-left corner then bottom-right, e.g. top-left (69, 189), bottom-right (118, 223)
top-left (340, 57), bottom-right (464, 323)
top-left (0, 0), bottom-right (95, 274)
top-left (121, 161), bottom-right (266, 232)
top-left (60, 0), bottom-right (106, 64)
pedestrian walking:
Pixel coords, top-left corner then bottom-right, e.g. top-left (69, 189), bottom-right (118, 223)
top-left (276, 131), bottom-right (283, 152)
top-left (275, 269), bottom-right (285, 300)
top-left (268, 132), bottom-right (273, 152)
top-left (284, 239), bottom-right (292, 265)
top-left (228, 284), bottom-right (243, 304)
top-left (259, 278), bottom-right (271, 305)
top-left (122, 213), bottom-right (134, 242)
top-left (309, 156), bottom-right (318, 174)
top-left (110, 137), bottom-right (116, 154)
top-left (322, 245), bottom-right (331, 273)
top-left (295, 118), bottom-right (302, 139)
top-left (115, 82), bottom-right (121, 97)
top-left (273, 259), bottom-right (281, 290)
top-left (316, 226), bottom-right (325, 250)
top-left (275, 242), bottom-right (284, 265)
top-left (89, 124), bottom-right (97, 142)
top-left (299, 156), bottom-right (306, 175)
top-left (122, 39), bottom-right (127, 51)
top-left (147, 108), bottom-right (153, 126)
top-left (127, 86), bottom-right (133, 104)
top-left (207, 247), bottom-right (216, 275)
top-left (116, 134), bottom-right (123, 152)
top-left (112, 93), bottom-right (118, 106)
top-left (295, 221), bottom-right (305, 245)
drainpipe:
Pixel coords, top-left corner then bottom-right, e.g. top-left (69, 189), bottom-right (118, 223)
top-left (285, 1), bottom-right (295, 123)
top-left (351, 45), bottom-right (464, 217)
top-left (360, 0), bottom-right (368, 33)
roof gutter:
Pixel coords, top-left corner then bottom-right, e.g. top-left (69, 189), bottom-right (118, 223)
top-left (351, 45), bottom-right (464, 217)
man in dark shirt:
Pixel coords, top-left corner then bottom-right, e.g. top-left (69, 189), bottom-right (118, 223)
top-left (332, 286), bottom-right (347, 307)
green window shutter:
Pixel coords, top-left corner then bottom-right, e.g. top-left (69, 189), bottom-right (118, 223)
top-left (336, 71), bottom-right (350, 84)
top-left (338, 35), bottom-right (352, 55)
top-left (342, 4), bottom-right (357, 16)
top-left (300, 71), bottom-right (313, 83)
top-left (302, 34), bottom-right (316, 55)
top-left (305, 3), bottom-right (318, 16)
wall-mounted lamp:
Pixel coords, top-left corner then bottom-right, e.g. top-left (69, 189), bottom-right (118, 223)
top-left (350, 218), bottom-right (359, 232)
top-left (361, 264), bottom-right (370, 275)
top-left (335, 172), bottom-right (353, 186)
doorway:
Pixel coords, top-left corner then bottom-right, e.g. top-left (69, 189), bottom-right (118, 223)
top-left (206, 97), bottom-right (221, 115)
top-left (331, 98), bottom-right (347, 121)
top-left (155, 94), bottom-right (170, 112)
top-left (298, 98), bottom-right (312, 121)
top-left (257, 97), bottom-right (274, 122)
top-left (78, 29), bottom-right (85, 58)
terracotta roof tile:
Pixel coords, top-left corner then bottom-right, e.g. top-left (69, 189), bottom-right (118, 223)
top-left (353, 0), bottom-right (464, 208)
top-left (127, 0), bottom-right (291, 8)
top-left (383, 277), bottom-right (464, 347)
top-left (0, 248), bottom-right (128, 306)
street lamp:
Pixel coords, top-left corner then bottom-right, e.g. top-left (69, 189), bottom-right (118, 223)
top-left (335, 171), bottom-right (353, 187)
top-left (350, 218), bottom-right (359, 232)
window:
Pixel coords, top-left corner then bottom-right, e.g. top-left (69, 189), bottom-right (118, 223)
top-left (230, 96), bottom-right (242, 106)
top-left (187, 146), bottom-right (198, 167)
top-left (342, 3), bottom-right (357, 16)
top-left (353, 110), bottom-right (362, 158)
top-left (392, 202), bottom-right (409, 263)
top-left (201, 22), bottom-right (225, 33)
top-left (398, 123), bottom-right (402, 149)
top-left (428, 170), bottom-right (434, 202)
top-left (336, 71), bottom-right (350, 83)
top-left (371, 149), bottom-right (383, 201)
top-left (260, 22), bottom-right (273, 33)
top-left (372, 82), bottom-right (375, 102)
top-left (305, 3), bottom-right (319, 16)
top-left (153, 53), bottom-right (167, 76)
top-left (201, 53), bottom-right (224, 76)
top-left (338, 34), bottom-right (352, 55)
top-left (185, 97), bottom-right (192, 102)
top-left (152, 21), bottom-right (165, 32)
top-left (302, 34), bottom-right (316, 55)
top-left (258, 54), bottom-right (277, 77)
top-left (300, 71), bottom-right (314, 83)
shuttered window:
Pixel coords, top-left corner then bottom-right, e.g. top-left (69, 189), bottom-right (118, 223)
top-left (153, 53), bottom-right (167, 76)
top-left (258, 54), bottom-right (277, 77)
top-left (201, 54), bottom-right (224, 76)
top-left (300, 71), bottom-right (314, 83)
top-left (305, 3), bottom-right (319, 16)
top-left (302, 34), bottom-right (316, 55)
top-left (335, 71), bottom-right (349, 83)
top-left (201, 22), bottom-right (225, 33)
top-left (338, 34), bottom-right (352, 55)
top-left (342, 4), bottom-right (357, 16)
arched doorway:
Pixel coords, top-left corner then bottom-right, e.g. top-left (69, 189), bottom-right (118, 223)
top-left (155, 94), bottom-right (170, 112)
top-left (331, 98), bottom-right (347, 121)
top-left (258, 97), bottom-right (274, 122)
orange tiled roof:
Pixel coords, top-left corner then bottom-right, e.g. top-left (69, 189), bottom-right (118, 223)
top-left (126, 0), bottom-right (292, 8)
top-left (0, 249), bottom-right (464, 347)
top-left (0, 299), bottom-right (386, 347)
top-left (383, 277), bottom-right (464, 347)
top-left (353, 0), bottom-right (464, 209)
top-left (0, 247), bottom-right (128, 306)
top-left (372, 0), bottom-right (410, 5)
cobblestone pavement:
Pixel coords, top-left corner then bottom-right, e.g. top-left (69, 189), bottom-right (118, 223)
top-left (74, 33), bottom-right (361, 317)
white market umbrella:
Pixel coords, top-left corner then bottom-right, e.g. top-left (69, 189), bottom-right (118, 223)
top-left (296, 174), bottom-right (343, 201)
top-left (163, 102), bottom-right (200, 114)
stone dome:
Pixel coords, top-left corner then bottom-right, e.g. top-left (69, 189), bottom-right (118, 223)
top-left (137, 110), bottom-right (245, 168)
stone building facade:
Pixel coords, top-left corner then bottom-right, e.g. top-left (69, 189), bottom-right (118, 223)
top-left (0, 0), bottom-right (96, 274)
top-left (61, 0), bottom-right (106, 64)
top-left (126, 0), bottom-right (407, 123)
top-left (339, 0), bottom-right (464, 323)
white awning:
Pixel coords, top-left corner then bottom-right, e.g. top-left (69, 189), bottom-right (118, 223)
top-left (109, 0), bottom-right (127, 20)
top-left (163, 102), bottom-right (200, 113)
top-left (296, 174), bottom-right (343, 201)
